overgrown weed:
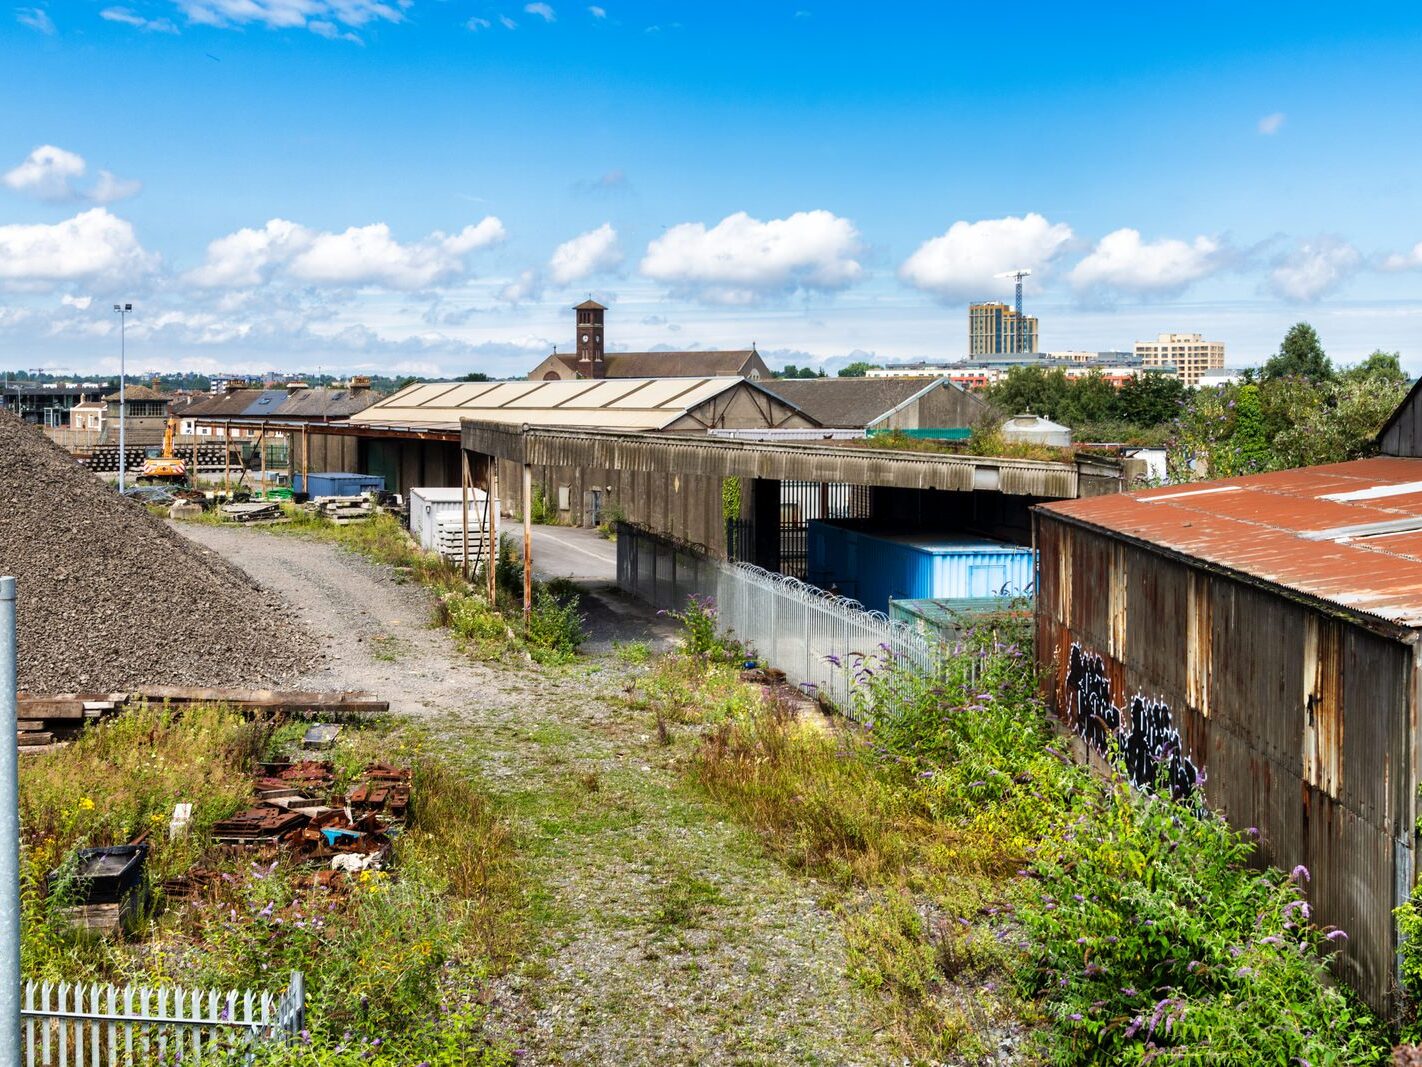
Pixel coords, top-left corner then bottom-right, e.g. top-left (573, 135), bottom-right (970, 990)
top-left (645, 594), bottom-right (1392, 1065)
top-left (20, 707), bottom-right (523, 1065)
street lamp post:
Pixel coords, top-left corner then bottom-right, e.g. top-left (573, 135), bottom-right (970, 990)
top-left (113, 303), bottom-right (132, 492)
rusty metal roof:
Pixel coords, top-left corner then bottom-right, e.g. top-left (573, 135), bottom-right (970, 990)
top-left (1039, 456), bottom-right (1422, 628)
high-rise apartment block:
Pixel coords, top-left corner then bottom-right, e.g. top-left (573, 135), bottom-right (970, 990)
top-left (1134, 333), bottom-right (1224, 386)
top-left (969, 302), bottom-right (1038, 356)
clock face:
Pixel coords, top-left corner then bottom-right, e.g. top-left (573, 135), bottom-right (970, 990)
top-left (582, 334), bottom-right (589, 343)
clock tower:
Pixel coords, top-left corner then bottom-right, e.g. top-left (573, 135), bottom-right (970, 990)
top-left (574, 299), bottom-right (606, 379)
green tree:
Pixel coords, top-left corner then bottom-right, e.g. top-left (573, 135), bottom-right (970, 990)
top-left (1113, 373), bottom-right (1187, 425)
top-left (1341, 349), bottom-right (1407, 386)
top-left (1057, 373), bottom-right (1116, 426)
top-left (775, 364), bottom-right (825, 379)
top-left (837, 360), bottom-right (879, 378)
top-left (458, 372), bottom-right (491, 382)
top-left (1262, 322), bottom-right (1333, 383)
top-left (1227, 384), bottom-right (1271, 473)
top-left (984, 366), bottom-right (1070, 421)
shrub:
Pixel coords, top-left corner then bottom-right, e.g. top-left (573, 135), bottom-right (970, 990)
top-left (597, 503), bottom-right (625, 540)
top-left (523, 587), bottom-right (585, 664)
top-left (442, 591), bottom-right (515, 659)
top-left (528, 484), bottom-right (558, 525)
top-left (1022, 780), bottom-right (1384, 1065)
top-left (666, 594), bottom-right (742, 661)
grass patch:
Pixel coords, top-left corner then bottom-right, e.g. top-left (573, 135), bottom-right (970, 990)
top-left (20, 705), bottom-right (522, 1065)
top-left (650, 868), bottom-right (724, 935)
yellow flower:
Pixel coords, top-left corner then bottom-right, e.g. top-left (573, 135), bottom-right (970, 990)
top-left (78, 798), bottom-right (95, 811)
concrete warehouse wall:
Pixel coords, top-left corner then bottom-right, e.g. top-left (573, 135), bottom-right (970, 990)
top-left (496, 458), bottom-right (727, 556)
top-left (1033, 508), bottom-right (1418, 1012)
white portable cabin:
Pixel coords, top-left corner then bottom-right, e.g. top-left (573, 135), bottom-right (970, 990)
top-left (409, 487), bottom-right (498, 563)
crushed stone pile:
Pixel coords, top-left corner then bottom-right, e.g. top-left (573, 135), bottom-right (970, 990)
top-left (0, 411), bottom-right (317, 691)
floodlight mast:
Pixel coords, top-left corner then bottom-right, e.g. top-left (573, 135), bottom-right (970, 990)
top-left (113, 303), bottom-right (132, 491)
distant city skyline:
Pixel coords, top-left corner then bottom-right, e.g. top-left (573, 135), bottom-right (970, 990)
top-left (2, 1), bottom-right (1421, 378)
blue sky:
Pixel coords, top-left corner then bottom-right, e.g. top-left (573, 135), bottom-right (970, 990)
top-left (2, 0), bottom-right (1422, 378)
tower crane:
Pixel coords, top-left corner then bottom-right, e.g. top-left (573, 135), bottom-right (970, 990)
top-left (994, 268), bottom-right (1033, 353)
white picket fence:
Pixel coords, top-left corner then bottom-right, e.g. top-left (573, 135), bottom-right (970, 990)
top-left (21, 971), bottom-right (304, 1066)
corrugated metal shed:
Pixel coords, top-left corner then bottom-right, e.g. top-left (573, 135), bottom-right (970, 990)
top-left (1033, 457), bottom-right (1422, 1012)
top-left (462, 421), bottom-right (1114, 496)
top-left (183, 387), bottom-right (379, 422)
top-left (352, 377), bottom-right (803, 432)
top-left (1039, 456), bottom-right (1422, 628)
top-left (759, 377), bottom-right (988, 430)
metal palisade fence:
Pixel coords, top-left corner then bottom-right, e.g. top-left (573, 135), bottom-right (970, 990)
top-left (21, 971), bottom-right (304, 1066)
top-left (616, 523), bottom-right (940, 713)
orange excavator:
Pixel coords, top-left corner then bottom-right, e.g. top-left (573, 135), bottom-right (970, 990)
top-left (138, 417), bottom-right (189, 484)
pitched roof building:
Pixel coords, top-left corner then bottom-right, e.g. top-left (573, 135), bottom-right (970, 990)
top-left (351, 376), bottom-right (814, 434)
top-left (759, 377), bottom-right (990, 431)
top-left (526, 301), bottom-right (771, 382)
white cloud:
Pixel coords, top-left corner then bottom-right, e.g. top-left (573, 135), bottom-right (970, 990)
top-left (100, 6), bottom-right (179, 32)
top-left (174, 0), bottom-right (408, 34)
top-left (187, 216), bottom-right (507, 290)
top-left (1258, 112), bottom-right (1286, 135)
top-left (548, 223), bottom-right (621, 285)
top-left (16, 6), bottom-right (55, 33)
top-left (90, 170), bottom-right (144, 203)
top-left (641, 209), bottom-right (862, 304)
top-left (61, 294), bottom-right (93, 310)
top-left (308, 18), bottom-right (362, 41)
top-left (4, 146), bottom-right (86, 200)
top-left (1069, 228), bottom-right (1223, 295)
top-left (498, 14), bottom-right (516, 28)
top-left (499, 268), bottom-right (542, 303)
top-left (0, 208), bottom-right (155, 286)
top-left (466, 15), bottom-right (491, 29)
top-left (1382, 241), bottom-right (1422, 272)
top-left (2, 145), bottom-right (142, 203)
top-left (186, 218), bottom-right (314, 287)
top-left (1268, 237), bottom-right (1361, 302)
top-left (588, 4), bottom-right (604, 16)
top-left (524, 2), bottom-right (554, 20)
top-left (898, 213), bottom-right (1073, 300)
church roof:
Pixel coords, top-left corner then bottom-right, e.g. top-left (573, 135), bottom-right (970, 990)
top-left (542, 350), bottom-right (764, 379)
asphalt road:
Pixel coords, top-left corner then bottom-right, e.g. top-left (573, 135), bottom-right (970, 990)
top-left (519, 523), bottom-right (618, 582)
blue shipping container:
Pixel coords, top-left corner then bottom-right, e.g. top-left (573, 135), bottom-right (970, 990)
top-left (807, 522), bottom-right (1034, 614)
top-left (292, 472), bottom-right (386, 497)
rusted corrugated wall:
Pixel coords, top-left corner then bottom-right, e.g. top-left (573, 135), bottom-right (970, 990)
top-left (1034, 510), bottom-right (1419, 1011)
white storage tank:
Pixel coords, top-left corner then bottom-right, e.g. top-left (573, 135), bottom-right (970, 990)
top-left (1000, 413), bottom-right (1073, 448)
top-left (409, 487), bottom-right (498, 561)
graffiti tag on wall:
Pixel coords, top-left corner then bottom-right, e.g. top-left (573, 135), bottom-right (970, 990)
top-left (1065, 644), bottom-right (1201, 801)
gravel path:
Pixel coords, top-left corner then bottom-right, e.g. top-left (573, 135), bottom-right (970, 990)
top-left (173, 523), bottom-right (890, 1066)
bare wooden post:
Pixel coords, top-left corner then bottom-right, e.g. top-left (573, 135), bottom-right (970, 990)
top-left (460, 450), bottom-right (472, 582)
top-left (522, 463), bottom-right (533, 628)
top-left (487, 461), bottom-right (499, 605)
top-left (302, 427), bottom-right (310, 490)
top-left (192, 434), bottom-right (198, 489)
top-left (223, 421), bottom-right (231, 490)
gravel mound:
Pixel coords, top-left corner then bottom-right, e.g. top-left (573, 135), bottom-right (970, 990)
top-left (0, 412), bottom-right (317, 691)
